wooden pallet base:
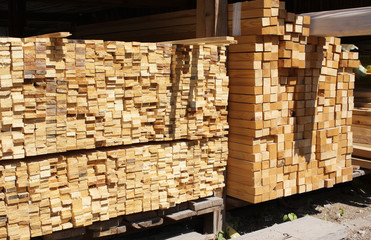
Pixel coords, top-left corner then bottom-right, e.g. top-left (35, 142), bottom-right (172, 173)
top-left (41, 197), bottom-right (224, 240)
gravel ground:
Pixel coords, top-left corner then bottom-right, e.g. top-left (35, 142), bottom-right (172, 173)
top-left (226, 174), bottom-right (371, 239)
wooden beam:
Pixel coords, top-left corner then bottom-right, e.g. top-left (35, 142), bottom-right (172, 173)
top-left (23, 32), bottom-right (72, 40)
top-left (352, 157), bottom-right (371, 170)
top-left (8, 0), bottom-right (26, 37)
top-left (301, 7), bottom-right (371, 37)
top-left (160, 36), bottom-right (236, 46)
top-left (353, 143), bottom-right (371, 159)
top-left (44, 228), bottom-right (86, 240)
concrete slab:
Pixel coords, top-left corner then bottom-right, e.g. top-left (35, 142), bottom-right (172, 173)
top-left (235, 228), bottom-right (299, 240)
top-left (342, 214), bottom-right (371, 230)
top-left (118, 227), bottom-right (209, 240)
top-left (165, 231), bottom-right (208, 240)
top-left (235, 216), bottom-right (348, 240)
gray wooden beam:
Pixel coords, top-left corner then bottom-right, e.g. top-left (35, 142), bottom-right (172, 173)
top-left (301, 7), bottom-right (371, 37)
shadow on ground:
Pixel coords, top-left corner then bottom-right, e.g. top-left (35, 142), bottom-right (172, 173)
top-left (227, 174), bottom-right (371, 235)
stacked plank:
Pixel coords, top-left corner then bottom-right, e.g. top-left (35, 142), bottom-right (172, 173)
top-left (73, 10), bottom-right (197, 42)
top-left (0, 36), bottom-right (230, 239)
top-left (0, 37), bottom-right (228, 160)
top-left (352, 88), bottom-right (371, 159)
top-left (0, 138), bottom-right (227, 239)
top-left (227, 0), bottom-right (358, 203)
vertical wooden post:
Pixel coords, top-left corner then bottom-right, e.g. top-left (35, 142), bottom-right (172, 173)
top-left (197, 0), bottom-right (228, 38)
top-left (203, 209), bottom-right (223, 236)
top-left (196, 0), bottom-right (214, 37)
top-left (215, 0), bottom-right (228, 36)
top-left (8, 0), bottom-right (26, 37)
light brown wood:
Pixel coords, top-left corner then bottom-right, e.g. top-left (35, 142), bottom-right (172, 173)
top-left (227, 0), bottom-right (356, 204)
top-left (352, 125), bottom-right (371, 145)
top-left (160, 36), bottom-right (236, 45)
top-left (23, 32), bottom-right (72, 39)
top-left (0, 35), bottom-right (230, 239)
top-left (352, 157), bottom-right (371, 169)
top-left (0, 138), bottom-right (227, 238)
top-left (0, 37), bottom-right (231, 160)
top-left (353, 143), bottom-right (371, 159)
top-left (197, 0), bottom-right (215, 37)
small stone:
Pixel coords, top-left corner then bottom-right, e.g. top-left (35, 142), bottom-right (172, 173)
top-left (358, 230), bottom-right (366, 236)
top-left (315, 206), bottom-right (324, 212)
top-left (264, 215), bottom-right (272, 222)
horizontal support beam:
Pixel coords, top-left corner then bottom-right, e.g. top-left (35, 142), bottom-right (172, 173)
top-left (353, 143), bottom-right (371, 160)
top-left (23, 31), bottom-right (71, 39)
top-left (301, 7), bottom-right (371, 37)
top-left (352, 157), bottom-right (371, 170)
top-left (160, 36), bottom-right (237, 46)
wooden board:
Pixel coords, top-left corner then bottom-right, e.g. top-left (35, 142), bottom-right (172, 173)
top-left (23, 32), bottom-right (72, 40)
top-left (352, 125), bottom-right (371, 145)
top-left (353, 143), bottom-right (371, 159)
top-left (352, 115), bottom-right (371, 126)
top-left (160, 36), bottom-right (236, 45)
top-left (352, 157), bottom-right (371, 169)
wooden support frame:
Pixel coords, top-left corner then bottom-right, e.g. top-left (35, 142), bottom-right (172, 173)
top-left (197, 0), bottom-right (228, 37)
top-left (42, 197), bottom-right (224, 239)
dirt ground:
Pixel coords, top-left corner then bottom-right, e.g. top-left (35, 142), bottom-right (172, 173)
top-left (226, 174), bottom-right (371, 239)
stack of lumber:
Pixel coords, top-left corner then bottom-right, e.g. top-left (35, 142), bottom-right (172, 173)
top-left (0, 35), bottom-right (231, 239)
top-left (0, 37), bottom-right (228, 160)
top-left (227, 0), bottom-right (359, 203)
top-left (73, 10), bottom-right (197, 42)
top-left (0, 138), bottom-right (227, 239)
top-left (352, 88), bottom-right (371, 159)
